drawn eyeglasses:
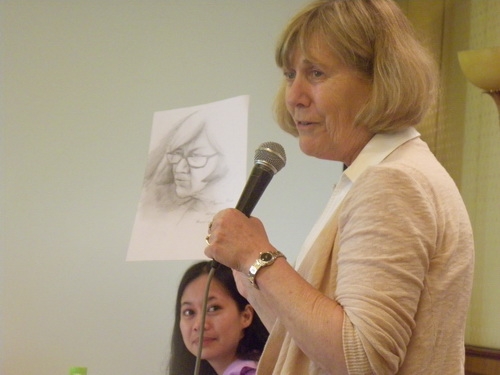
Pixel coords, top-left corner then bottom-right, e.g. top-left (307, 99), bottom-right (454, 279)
top-left (166, 152), bottom-right (218, 168)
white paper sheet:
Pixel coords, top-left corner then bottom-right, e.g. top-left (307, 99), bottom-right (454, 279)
top-left (127, 95), bottom-right (249, 260)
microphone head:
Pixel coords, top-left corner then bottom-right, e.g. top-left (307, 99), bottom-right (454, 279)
top-left (254, 142), bottom-right (286, 175)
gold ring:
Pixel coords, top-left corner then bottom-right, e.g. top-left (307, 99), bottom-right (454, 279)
top-left (205, 234), bottom-right (211, 245)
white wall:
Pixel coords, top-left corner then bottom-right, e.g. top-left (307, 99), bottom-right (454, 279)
top-left (0, 1), bottom-right (342, 374)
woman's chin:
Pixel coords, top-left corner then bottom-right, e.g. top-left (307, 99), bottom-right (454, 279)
top-left (298, 139), bottom-right (319, 158)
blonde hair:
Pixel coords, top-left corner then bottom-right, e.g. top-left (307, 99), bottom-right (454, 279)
top-left (274, 0), bottom-right (438, 135)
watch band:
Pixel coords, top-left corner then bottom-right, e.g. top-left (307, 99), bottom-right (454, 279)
top-left (248, 250), bottom-right (286, 289)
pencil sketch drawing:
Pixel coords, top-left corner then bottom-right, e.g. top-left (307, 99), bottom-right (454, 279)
top-left (141, 110), bottom-right (230, 222)
top-left (127, 95), bottom-right (249, 261)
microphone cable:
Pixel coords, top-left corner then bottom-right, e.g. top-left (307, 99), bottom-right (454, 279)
top-left (193, 142), bottom-right (285, 374)
top-left (193, 262), bottom-right (218, 375)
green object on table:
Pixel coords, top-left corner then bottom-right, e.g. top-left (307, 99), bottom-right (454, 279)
top-left (69, 367), bottom-right (87, 375)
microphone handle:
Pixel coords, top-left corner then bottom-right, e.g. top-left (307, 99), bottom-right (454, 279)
top-left (235, 164), bottom-right (273, 217)
top-left (210, 164), bottom-right (273, 269)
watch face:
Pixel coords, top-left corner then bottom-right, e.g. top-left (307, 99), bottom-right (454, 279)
top-left (260, 252), bottom-right (273, 262)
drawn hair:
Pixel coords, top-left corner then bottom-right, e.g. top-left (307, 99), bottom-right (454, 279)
top-left (145, 110), bottom-right (228, 187)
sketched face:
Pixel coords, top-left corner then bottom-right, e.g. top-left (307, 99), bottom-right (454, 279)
top-left (179, 275), bottom-right (252, 371)
top-left (166, 131), bottom-right (220, 199)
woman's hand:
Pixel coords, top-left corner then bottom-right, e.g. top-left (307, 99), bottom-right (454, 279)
top-left (204, 208), bottom-right (276, 274)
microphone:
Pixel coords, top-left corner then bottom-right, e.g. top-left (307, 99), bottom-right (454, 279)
top-left (200, 143), bottom-right (286, 375)
top-left (235, 141), bottom-right (287, 217)
top-left (209, 142), bottom-right (286, 269)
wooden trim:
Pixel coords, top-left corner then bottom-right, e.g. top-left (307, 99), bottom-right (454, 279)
top-left (466, 345), bottom-right (500, 360)
top-left (465, 345), bottom-right (500, 375)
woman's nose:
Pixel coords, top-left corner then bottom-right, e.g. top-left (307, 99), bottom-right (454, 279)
top-left (286, 76), bottom-right (310, 108)
top-left (174, 157), bottom-right (190, 173)
top-left (193, 315), bottom-right (209, 331)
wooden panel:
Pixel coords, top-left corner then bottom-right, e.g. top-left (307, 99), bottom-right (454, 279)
top-left (465, 345), bottom-right (500, 375)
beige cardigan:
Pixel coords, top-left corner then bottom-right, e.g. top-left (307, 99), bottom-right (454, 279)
top-left (257, 138), bottom-right (474, 375)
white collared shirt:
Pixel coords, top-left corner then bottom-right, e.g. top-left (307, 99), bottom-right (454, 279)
top-left (294, 126), bottom-right (420, 269)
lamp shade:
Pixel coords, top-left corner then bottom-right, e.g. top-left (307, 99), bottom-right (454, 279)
top-left (458, 47), bottom-right (500, 92)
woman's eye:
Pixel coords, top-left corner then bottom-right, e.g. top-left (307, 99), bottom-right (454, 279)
top-left (181, 309), bottom-right (194, 317)
top-left (283, 70), bottom-right (295, 80)
top-left (207, 305), bottom-right (221, 313)
top-left (311, 69), bottom-right (324, 78)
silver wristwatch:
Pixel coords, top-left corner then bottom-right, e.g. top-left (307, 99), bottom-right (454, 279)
top-left (248, 250), bottom-right (286, 289)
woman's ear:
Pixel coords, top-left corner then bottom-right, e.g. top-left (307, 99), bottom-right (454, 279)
top-left (241, 304), bottom-right (254, 328)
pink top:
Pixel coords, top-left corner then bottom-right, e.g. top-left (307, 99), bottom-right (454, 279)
top-left (222, 359), bottom-right (258, 375)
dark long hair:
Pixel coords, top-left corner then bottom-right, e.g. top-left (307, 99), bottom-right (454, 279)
top-left (167, 261), bottom-right (269, 375)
